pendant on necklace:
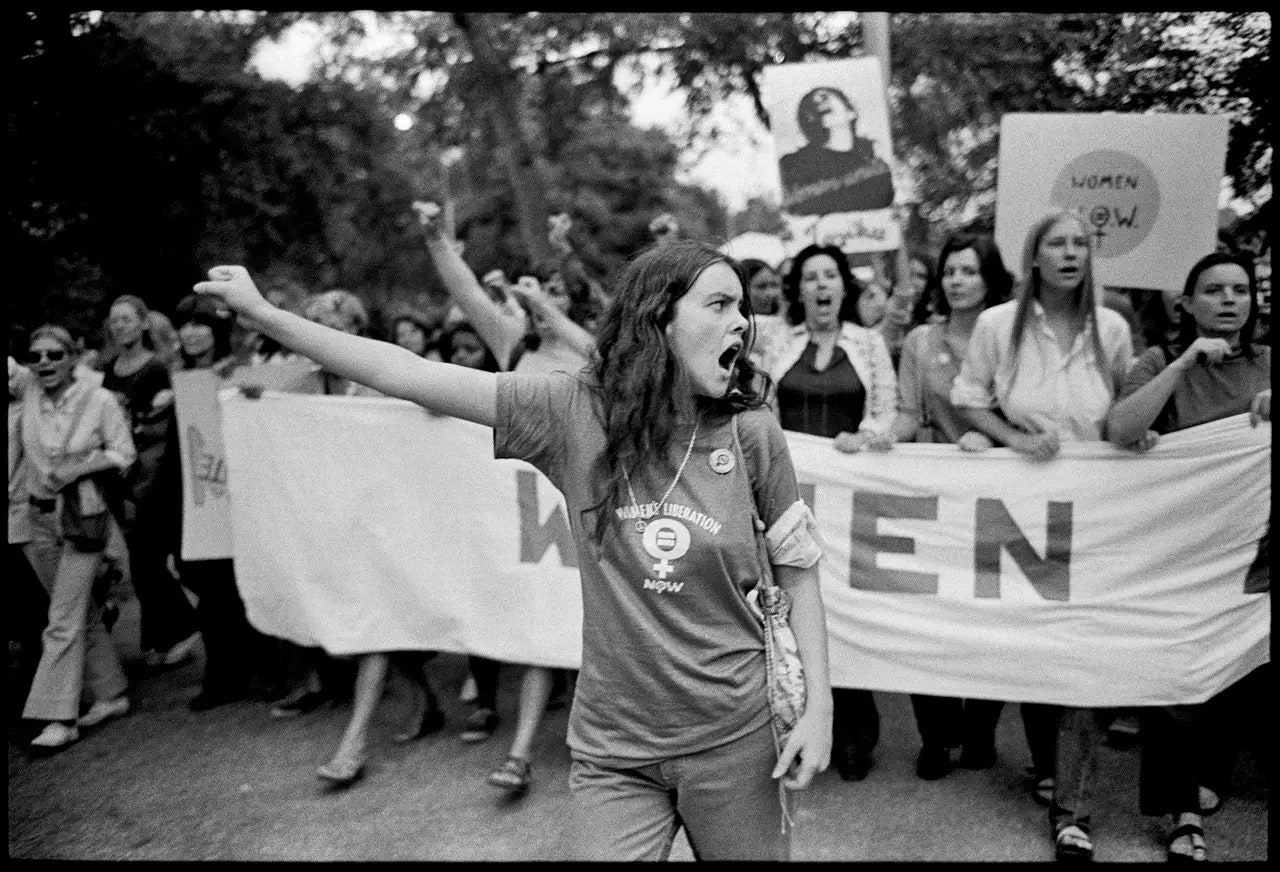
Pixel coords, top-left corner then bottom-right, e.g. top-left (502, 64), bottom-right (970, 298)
top-left (634, 519), bottom-right (647, 534)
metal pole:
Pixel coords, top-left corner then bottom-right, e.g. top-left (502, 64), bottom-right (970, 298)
top-left (862, 12), bottom-right (912, 292)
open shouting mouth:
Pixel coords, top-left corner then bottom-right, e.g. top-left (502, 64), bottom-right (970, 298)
top-left (718, 341), bottom-right (743, 374)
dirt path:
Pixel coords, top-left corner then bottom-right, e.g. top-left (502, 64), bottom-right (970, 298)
top-left (8, 599), bottom-right (1270, 861)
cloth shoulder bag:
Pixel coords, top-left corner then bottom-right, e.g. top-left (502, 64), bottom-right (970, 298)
top-left (731, 414), bottom-right (807, 818)
top-left (50, 385), bottom-right (113, 552)
top-left (60, 475), bottom-right (111, 552)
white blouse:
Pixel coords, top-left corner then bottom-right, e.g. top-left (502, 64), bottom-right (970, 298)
top-left (950, 300), bottom-right (1132, 442)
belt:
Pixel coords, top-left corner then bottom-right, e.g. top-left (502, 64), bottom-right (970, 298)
top-left (28, 496), bottom-right (57, 513)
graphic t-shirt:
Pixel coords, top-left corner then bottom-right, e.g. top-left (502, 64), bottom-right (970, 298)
top-left (494, 372), bottom-right (802, 764)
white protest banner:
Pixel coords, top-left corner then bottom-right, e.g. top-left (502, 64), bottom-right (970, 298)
top-left (995, 113), bottom-right (1228, 292)
top-left (172, 360), bottom-right (322, 560)
top-left (220, 391), bottom-right (1269, 706)
top-left (759, 57), bottom-right (901, 255)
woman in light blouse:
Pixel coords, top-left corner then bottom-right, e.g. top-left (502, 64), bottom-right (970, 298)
top-left (839, 231), bottom-right (1014, 780)
top-left (18, 325), bottom-right (136, 750)
top-left (950, 209), bottom-right (1134, 862)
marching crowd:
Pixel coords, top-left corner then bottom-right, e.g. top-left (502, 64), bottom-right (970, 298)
top-left (9, 203), bottom-right (1271, 862)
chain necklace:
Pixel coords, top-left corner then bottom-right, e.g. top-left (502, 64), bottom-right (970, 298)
top-left (621, 415), bottom-right (701, 534)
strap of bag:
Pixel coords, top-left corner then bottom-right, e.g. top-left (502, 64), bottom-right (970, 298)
top-left (731, 413), bottom-right (776, 591)
top-left (732, 412), bottom-right (797, 835)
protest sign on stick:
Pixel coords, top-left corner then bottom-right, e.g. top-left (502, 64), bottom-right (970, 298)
top-left (760, 57), bottom-right (901, 255)
top-left (995, 113), bottom-right (1228, 292)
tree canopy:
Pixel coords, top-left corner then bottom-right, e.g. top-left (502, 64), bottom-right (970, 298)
top-left (10, 11), bottom-right (1269, 343)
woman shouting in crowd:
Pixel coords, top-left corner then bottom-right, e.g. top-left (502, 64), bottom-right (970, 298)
top-left (763, 243), bottom-right (895, 783)
top-left (194, 234), bottom-right (832, 861)
top-left (18, 325), bottom-right (136, 749)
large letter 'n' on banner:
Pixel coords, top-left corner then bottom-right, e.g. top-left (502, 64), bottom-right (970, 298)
top-left (974, 499), bottom-right (1073, 601)
top-left (516, 469), bottom-right (577, 568)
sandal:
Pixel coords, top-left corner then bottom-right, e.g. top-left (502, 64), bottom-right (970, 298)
top-left (1198, 786), bottom-right (1222, 816)
top-left (1033, 775), bottom-right (1055, 806)
top-left (1166, 822), bottom-right (1207, 863)
top-left (1054, 824), bottom-right (1094, 862)
top-left (317, 753), bottom-right (367, 788)
top-left (486, 755), bottom-right (531, 793)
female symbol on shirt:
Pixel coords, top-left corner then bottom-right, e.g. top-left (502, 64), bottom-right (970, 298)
top-left (641, 518), bottom-right (691, 580)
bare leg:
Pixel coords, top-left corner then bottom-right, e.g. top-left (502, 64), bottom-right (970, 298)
top-left (392, 653), bottom-right (443, 743)
top-left (486, 665), bottom-right (553, 792)
top-left (507, 665), bottom-right (553, 761)
top-left (326, 653), bottom-right (388, 767)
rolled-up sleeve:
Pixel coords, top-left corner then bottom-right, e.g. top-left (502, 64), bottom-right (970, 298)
top-left (950, 310), bottom-right (1000, 409)
top-left (1098, 308), bottom-right (1135, 394)
top-left (764, 498), bottom-right (824, 569)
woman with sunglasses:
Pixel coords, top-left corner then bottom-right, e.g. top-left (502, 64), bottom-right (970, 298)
top-left (17, 325), bottom-right (136, 749)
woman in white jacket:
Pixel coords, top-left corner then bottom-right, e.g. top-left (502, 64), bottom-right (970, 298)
top-left (761, 243), bottom-right (896, 782)
top-left (765, 244), bottom-right (897, 448)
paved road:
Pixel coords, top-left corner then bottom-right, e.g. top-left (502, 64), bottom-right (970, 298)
top-left (8, 598), bottom-right (1270, 861)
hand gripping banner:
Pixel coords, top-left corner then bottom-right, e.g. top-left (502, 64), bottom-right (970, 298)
top-left (219, 391), bottom-right (1268, 706)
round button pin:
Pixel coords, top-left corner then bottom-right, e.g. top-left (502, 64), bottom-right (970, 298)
top-left (709, 449), bottom-right (735, 474)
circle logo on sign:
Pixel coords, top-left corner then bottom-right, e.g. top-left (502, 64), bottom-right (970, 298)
top-left (642, 518), bottom-right (691, 562)
top-left (1049, 150), bottom-right (1160, 258)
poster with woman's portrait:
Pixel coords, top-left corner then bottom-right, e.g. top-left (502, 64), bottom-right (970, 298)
top-left (761, 57), bottom-right (900, 254)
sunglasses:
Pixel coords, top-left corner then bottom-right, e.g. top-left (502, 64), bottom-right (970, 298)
top-left (25, 349), bottom-right (68, 364)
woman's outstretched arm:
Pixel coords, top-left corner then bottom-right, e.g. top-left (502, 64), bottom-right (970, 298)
top-left (193, 266), bottom-right (496, 427)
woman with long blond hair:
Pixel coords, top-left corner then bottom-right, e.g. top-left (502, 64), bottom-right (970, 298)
top-left (950, 208), bottom-right (1134, 861)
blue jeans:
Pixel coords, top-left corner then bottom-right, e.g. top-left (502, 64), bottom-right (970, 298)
top-left (564, 718), bottom-right (788, 861)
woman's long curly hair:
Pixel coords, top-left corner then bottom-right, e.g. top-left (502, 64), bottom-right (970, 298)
top-left (586, 240), bottom-right (769, 543)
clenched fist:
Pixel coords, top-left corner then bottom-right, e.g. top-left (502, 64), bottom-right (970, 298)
top-left (193, 266), bottom-right (270, 329)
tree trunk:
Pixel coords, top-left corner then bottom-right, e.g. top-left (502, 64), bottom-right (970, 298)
top-left (454, 13), bottom-right (552, 265)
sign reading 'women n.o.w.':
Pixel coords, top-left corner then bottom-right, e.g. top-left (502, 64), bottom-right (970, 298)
top-left (995, 114), bottom-right (1227, 292)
